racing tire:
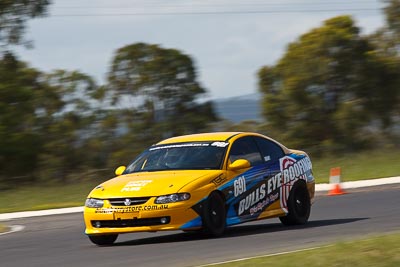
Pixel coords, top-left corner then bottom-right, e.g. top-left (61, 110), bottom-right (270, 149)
top-left (88, 234), bottom-right (118, 246)
top-left (279, 181), bottom-right (311, 226)
top-left (202, 191), bottom-right (226, 237)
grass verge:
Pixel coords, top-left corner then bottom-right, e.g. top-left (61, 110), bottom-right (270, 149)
top-left (0, 181), bottom-right (100, 213)
top-left (311, 149), bottom-right (400, 183)
top-left (1, 149), bottom-right (399, 213)
top-left (212, 232), bottom-right (400, 267)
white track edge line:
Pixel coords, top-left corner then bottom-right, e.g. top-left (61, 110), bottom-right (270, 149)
top-left (0, 225), bottom-right (25, 236)
top-left (196, 245), bottom-right (333, 266)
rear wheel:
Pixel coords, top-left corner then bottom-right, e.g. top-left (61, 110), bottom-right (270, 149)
top-left (202, 191), bottom-right (226, 237)
top-left (279, 181), bottom-right (311, 226)
top-left (88, 234), bottom-right (118, 246)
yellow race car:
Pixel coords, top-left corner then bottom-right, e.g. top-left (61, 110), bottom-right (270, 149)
top-left (84, 132), bottom-right (315, 245)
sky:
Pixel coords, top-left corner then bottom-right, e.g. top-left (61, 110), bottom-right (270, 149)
top-left (16, 0), bottom-right (386, 100)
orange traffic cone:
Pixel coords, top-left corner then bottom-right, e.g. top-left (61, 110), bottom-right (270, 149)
top-left (328, 167), bottom-right (346, 196)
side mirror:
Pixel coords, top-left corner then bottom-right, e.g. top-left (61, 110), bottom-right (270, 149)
top-left (115, 166), bottom-right (126, 176)
top-left (228, 159), bottom-right (251, 171)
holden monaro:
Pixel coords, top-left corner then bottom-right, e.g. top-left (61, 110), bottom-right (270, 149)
top-left (84, 132), bottom-right (315, 245)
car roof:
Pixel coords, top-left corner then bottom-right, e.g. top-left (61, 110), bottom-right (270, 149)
top-left (157, 132), bottom-right (291, 153)
top-left (157, 132), bottom-right (242, 144)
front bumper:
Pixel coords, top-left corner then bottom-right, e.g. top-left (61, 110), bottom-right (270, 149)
top-left (84, 202), bottom-right (201, 235)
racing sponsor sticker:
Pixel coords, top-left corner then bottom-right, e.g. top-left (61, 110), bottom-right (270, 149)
top-left (211, 141), bottom-right (229, 147)
top-left (149, 143), bottom-right (210, 151)
top-left (249, 193), bottom-right (278, 216)
top-left (121, 180), bottom-right (152, 192)
top-left (238, 182), bottom-right (266, 215)
top-left (95, 205), bottom-right (169, 214)
top-left (233, 155), bottom-right (312, 217)
top-left (211, 174), bottom-right (227, 186)
top-left (234, 176), bottom-right (246, 197)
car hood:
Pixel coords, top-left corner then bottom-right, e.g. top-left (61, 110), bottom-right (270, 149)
top-left (88, 170), bottom-right (223, 198)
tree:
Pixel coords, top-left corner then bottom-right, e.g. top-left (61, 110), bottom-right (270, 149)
top-left (0, 43), bottom-right (219, 187)
top-left (384, 0), bottom-right (400, 45)
top-left (0, 0), bottom-right (53, 186)
top-left (0, 55), bottom-right (107, 186)
top-left (107, 42), bottom-right (217, 141)
top-left (0, 0), bottom-right (51, 50)
top-left (0, 52), bottom-right (43, 186)
top-left (357, 1), bottom-right (400, 131)
top-left (36, 70), bottom-right (100, 182)
top-left (258, 16), bottom-right (399, 152)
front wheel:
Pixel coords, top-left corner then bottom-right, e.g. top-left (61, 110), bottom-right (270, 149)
top-left (279, 181), bottom-right (311, 226)
top-left (88, 234), bottom-right (118, 246)
top-left (202, 191), bottom-right (226, 237)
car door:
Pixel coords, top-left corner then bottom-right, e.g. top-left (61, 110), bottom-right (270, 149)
top-left (254, 136), bottom-right (308, 217)
top-left (223, 136), bottom-right (270, 224)
top-left (224, 135), bottom-right (289, 224)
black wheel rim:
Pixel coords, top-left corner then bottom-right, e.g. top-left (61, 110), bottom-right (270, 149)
top-left (294, 188), bottom-right (308, 217)
top-left (210, 199), bottom-right (224, 228)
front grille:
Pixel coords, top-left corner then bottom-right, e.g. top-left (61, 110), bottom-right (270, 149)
top-left (108, 197), bottom-right (150, 206)
top-left (91, 217), bottom-right (170, 228)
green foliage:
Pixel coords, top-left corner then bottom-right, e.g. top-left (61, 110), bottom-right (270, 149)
top-left (109, 43), bottom-right (205, 100)
top-left (258, 15), bottom-right (400, 153)
top-left (33, 70), bottom-right (99, 183)
top-left (0, 55), bottom-right (101, 185)
top-left (103, 43), bottom-right (218, 168)
top-left (384, 0), bottom-right (400, 44)
top-left (3, 1), bottom-right (399, 190)
top-left (0, 0), bottom-right (50, 49)
top-left (107, 42), bottom-right (217, 139)
top-left (0, 43), bottom-right (218, 188)
top-left (0, 52), bottom-right (42, 183)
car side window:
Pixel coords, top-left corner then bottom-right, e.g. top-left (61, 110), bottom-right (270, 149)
top-left (229, 137), bottom-right (263, 166)
top-left (254, 136), bottom-right (285, 163)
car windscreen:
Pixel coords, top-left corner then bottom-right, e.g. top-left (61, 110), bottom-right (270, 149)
top-left (124, 142), bottom-right (229, 173)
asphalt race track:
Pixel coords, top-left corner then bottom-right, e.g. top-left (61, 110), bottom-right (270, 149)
top-left (1, 185), bottom-right (399, 267)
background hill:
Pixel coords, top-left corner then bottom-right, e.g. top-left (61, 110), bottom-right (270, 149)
top-left (214, 93), bottom-right (262, 123)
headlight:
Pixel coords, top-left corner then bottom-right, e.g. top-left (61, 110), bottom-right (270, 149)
top-left (85, 198), bottom-right (104, 208)
top-left (155, 193), bottom-right (191, 204)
